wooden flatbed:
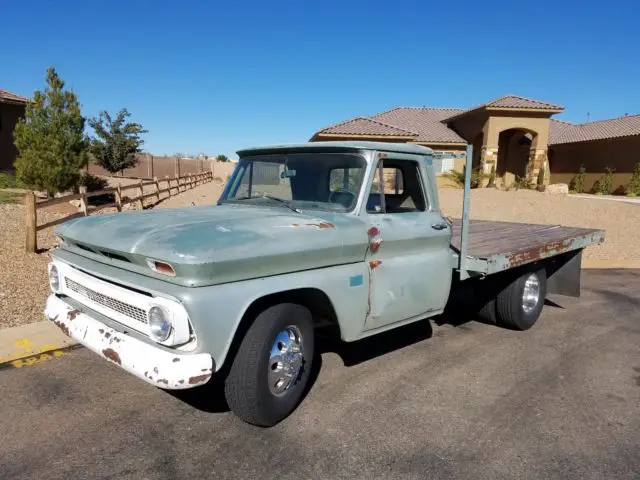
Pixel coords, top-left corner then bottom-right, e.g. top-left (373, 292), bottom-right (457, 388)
top-left (449, 220), bottom-right (605, 275)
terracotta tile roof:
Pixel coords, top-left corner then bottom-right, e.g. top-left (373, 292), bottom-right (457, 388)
top-left (443, 95), bottom-right (564, 121)
top-left (316, 116), bottom-right (418, 137)
top-left (549, 114), bottom-right (640, 145)
top-left (0, 88), bottom-right (30, 105)
top-left (372, 107), bottom-right (467, 144)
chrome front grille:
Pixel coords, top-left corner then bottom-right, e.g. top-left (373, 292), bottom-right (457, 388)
top-left (65, 277), bottom-right (147, 324)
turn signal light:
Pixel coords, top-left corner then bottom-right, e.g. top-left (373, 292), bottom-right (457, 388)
top-left (146, 259), bottom-right (176, 276)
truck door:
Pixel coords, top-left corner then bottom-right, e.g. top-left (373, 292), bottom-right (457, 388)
top-left (362, 155), bottom-right (453, 331)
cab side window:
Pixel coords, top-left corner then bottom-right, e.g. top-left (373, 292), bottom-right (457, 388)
top-left (367, 160), bottom-right (427, 214)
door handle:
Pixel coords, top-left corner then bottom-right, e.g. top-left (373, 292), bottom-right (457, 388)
top-left (431, 223), bottom-right (448, 230)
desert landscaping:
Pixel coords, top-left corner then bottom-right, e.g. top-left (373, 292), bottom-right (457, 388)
top-left (0, 179), bottom-right (637, 329)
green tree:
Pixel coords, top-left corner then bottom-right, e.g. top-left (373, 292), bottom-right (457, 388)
top-left (88, 109), bottom-right (147, 173)
top-left (216, 154), bottom-right (230, 162)
top-left (13, 67), bottom-right (87, 195)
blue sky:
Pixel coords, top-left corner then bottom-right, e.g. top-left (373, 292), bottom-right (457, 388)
top-left (2, 0), bottom-right (639, 158)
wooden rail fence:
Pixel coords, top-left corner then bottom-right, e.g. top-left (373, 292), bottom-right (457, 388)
top-left (25, 171), bottom-right (213, 253)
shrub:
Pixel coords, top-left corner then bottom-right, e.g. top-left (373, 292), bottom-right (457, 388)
top-left (0, 172), bottom-right (26, 189)
top-left (443, 169), bottom-right (465, 187)
top-left (78, 173), bottom-right (108, 192)
top-left (443, 166), bottom-right (485, 188)
top-left (569, 165), bottom-right (587, 193)
top-left (513, 175), bottom-right (532, 190)
top-left (487, 163), bottom-right (496, 188)
top-left (626, 162), bottom-right (640, 196)
top-left (593, 166), bottom-right (615, 195)
top-left (537, 166), bottom-right (545, 186)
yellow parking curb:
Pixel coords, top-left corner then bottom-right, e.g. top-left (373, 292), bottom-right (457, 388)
top-left (0, 321), bottom-right (78, 368)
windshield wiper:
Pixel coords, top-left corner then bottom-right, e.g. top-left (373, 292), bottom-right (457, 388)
top-left (229, 194), bottom-right (302, 213)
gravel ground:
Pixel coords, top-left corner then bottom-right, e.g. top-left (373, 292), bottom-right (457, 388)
top-left (1, 183), bottom-right (637, 329)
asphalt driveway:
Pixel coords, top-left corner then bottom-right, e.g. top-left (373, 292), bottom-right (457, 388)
top-left (1, 269), bottom-right (639, 480)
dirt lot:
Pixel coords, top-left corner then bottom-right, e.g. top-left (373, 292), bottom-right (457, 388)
top-left (0, 183), bottom-right (637, 328)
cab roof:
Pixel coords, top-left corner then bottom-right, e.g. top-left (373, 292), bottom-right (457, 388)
top-left (236, 141), bottom-right (433, 157)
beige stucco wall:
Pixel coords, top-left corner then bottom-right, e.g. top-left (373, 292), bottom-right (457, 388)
top-left (0, 103), bottom-right (26, 171)
top-left (482, 115), bottom-right (550, 150)
top-left (549, 135), bottom-right (640, 192)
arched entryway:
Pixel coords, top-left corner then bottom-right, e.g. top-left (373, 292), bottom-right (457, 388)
top-left (496, 128), bottom-right (536, 186)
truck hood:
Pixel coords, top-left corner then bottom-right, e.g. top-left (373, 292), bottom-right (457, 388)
top-left (54, 204), bottom-right (369, 286)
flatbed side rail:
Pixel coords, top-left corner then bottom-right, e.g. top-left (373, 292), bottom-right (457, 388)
top-left (482, 229), bottom-right (605, 274)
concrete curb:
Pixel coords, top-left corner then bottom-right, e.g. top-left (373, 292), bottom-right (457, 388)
top-left (0, 320), bottom-right (78, 367)
top-left (1, 262), bottom-right (638, 366)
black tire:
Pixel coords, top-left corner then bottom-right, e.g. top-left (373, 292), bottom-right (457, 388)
top-left (224, 303), bottom-right (314, 427)
top-left (496, 268), bottom-right (547, 331)
top-left (477, 297), bottom-right (497, 324)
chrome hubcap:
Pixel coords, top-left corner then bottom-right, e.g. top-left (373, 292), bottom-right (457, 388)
top-left (522, 274), bottom-right (541, 314)
top-left (268, 326), bottom-right (304, 395)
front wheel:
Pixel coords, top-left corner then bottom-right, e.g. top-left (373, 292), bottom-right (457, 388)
top-left (496, 268), bottom-right (547, 330)
top-left (224, 303), bottom-right (315, 427)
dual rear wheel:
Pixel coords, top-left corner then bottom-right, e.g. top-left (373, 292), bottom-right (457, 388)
top-left (479, 268), bottom-right (548, 331)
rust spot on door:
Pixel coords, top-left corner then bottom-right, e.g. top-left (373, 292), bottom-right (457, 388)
top-left (367, 226), bottom-right (380, 237)
top-left (370, 239), bottom-right (383, 253)
top-left (369, 260), bottom-right (382, 270)
top-left (102, 348), bottom-right (121, 365)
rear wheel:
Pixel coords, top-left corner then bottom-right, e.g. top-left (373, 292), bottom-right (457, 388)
top-left (224, 303), bottom-right (314, 427)
top-left (496, 268), bottom-right (547, 330)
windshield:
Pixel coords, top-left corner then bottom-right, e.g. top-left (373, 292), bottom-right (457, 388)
top-left (219, 152), bottom-right (367, 212)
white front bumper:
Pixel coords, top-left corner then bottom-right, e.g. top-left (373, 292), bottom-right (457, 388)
top-left (44, 294), bottom-right (213, 389)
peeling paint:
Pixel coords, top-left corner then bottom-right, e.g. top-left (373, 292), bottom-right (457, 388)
top-left (157, 378), bottom-right (169, 385)
top-left (188, 373), bottom-right (211, 385)
top-left (172, 357), bottom-right (180, 363)
top-left (67, 310), bottom-right (80, 321)
top-left (102, 348), bottom-right (121, 365)
top-left (367, 226), bottom-right (380, 237)
top-left (52, 317), bottom-right (70, 337)
top-left (370, 239), bottom-right (383, 253)
top-left (289, 222), bottom-right (335, 229)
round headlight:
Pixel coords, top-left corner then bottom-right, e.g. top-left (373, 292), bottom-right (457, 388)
top-left (148, 306), bottom-right (172, 342)
top-left (49, 264), bottom-right (60, 293)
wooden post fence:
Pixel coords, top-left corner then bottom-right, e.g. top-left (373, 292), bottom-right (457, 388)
top-left (24, 171), bottom-right (215, 252)
top-left (25, 191), bottom-right (37, 253)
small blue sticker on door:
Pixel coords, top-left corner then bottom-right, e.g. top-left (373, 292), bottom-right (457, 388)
top-left (349, 274), bottom-right (364, 287)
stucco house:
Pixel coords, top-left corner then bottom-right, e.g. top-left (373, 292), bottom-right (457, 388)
top-left (0, 89), bottom-right (30, 172)
top-left (311, 95), bottom-right (640, 191)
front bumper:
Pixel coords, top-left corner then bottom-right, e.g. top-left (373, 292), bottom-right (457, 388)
top-left (44, 294), bottom-right (213, 389)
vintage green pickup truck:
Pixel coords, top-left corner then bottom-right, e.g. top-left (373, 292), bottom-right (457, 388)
top-left (45, 141), bottom-right (604, 426)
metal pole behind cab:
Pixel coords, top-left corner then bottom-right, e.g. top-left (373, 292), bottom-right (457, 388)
top-left (459, 144), bottom-right (473, 279)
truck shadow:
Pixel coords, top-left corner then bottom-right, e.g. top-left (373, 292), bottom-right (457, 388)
top-left (168, 300), bottom-right (570, 416)
top-left (316, 319), bottom-right (434, 367)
